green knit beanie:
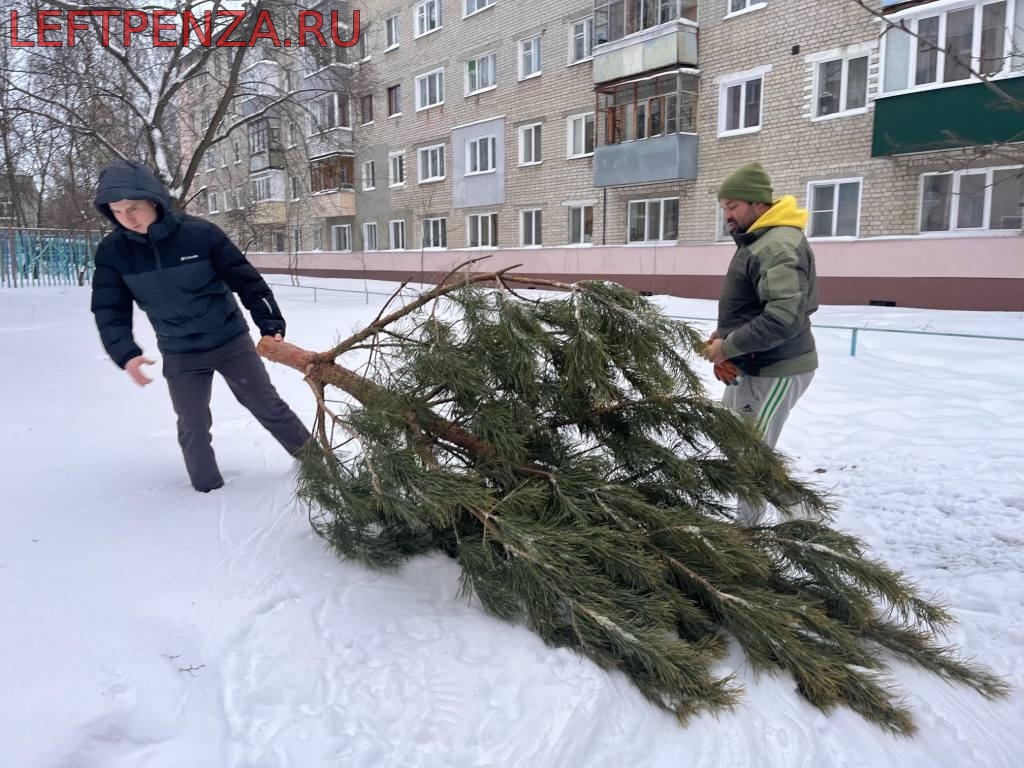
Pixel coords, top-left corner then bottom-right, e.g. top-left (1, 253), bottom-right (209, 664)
top-left (717, 162), bottom-right (774, 203)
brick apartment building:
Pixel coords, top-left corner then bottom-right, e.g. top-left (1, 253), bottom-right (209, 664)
top-left (187, 0), bottom-right (1024, 309)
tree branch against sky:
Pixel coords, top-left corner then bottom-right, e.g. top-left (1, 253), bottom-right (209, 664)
top-left (0, 0), bottom-right (363, 206)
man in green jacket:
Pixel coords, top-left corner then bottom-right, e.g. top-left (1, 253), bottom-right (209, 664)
top-left (704, 162), bottom-right (818, 526)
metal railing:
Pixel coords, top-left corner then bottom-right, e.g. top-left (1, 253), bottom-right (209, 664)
top-left (670, 315), bottom-right (1024, 356)
top-left (266, 283), bottom-right (1024, 357)
top-left (1, 227), bottom-right (105, 288)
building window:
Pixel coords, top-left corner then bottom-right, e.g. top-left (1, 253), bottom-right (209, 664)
top-left (807, 179), bottom-right (861, 238)
top-left (718, 72), bottom-right (765, 135)
top-left (415, 0), bottom-right (441, 37)
top-left (360, 94), bottom-right (374, 124)
top-left (311, 93), bottom-right (350, 133)
top-left (521, 208), bottom-right (542, 245)
top-left (363, 222), bottom-right (379, 251)
top-left (627, 198), bottom-right (678, 242)
top-left (415, 68), bottom-right (445, 110)
top-left (814, 55), bottom-right (868, 118)
top-left (387, 84), bottom-right (402, 116)
top-left (385, 14), bottom-right (400, 49)
top-left (232, 139), bottom-right (240, 163)
top-left (519, 122), bottom-right (542, 165)
top-left (250, 171), bottom-right (272, 202)
top-left (598, 71), bottom-right (698, 144)
top-left (728, 0), bottom-right (767, 14)
top-left (423, 217), bottom-right (448, 248)
top-left (882, 0), bottom-right (1016, 92)
top-left (567, 113), bottom-right (595, 157)
top-left (207, 191), bottom-right (219, 214)
top-left (390, 219), bottom-right (406, 249)
top-left (466, 0), bottom-right (495, 16)
top-left (467, 213), bottom-right (499, 247)
top-left (310, 154), bottom-right (354, 192)
top-left (418, 144), bottom-right (446, 182)
top-left (595, 0), bottom-right (697, 45)
top-left (332, 224), bottom-right (351, 251)
top-left (290, 175), bottom-right (301, 199)
top-left (291, 225), bottom-right (302, 252)
top-left (519, 35), bottom-right (542, 79)
top-left (466, 136), bottom-right (497, 174)
top-left (568, 204), bottom-right (593, 244)
top-left (248, 120), bottom-right (269, 154)
top-left (920, 166), bottom-right (1024, 232)
top-left (569, 17), bottom-right (593, 64)
top-left (466, 53), bottom-right (497, 94)
top-left (389, 152), bottom-right (406, 186)
top-left (362, 160), bottom-right (376, 190)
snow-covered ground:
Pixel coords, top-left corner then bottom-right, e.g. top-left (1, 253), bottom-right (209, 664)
top-left (2, 279), bottom-right (1022, 768)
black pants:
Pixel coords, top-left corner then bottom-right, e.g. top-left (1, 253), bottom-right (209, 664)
top-left (163, 333), bottom-right (310, 491)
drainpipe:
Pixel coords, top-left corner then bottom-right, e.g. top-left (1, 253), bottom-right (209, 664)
top-left (602, 187), bottom-right (607, 245)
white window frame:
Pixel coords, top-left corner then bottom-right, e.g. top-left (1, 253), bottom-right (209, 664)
top-left (811, 52), bottom-right (870, 120)
top-left (627, 197), bottom-right (679, 243)
top-left (519, 35), bottom-right (542, 80)
top-left (389, 151), bottom-right (406, 187)
top-left (207, 190), bottom-right (219, 214)
top-left (422, 217), bottom-right (448, 249)
top-left (291, 225), bottom-right (302, 253)
top-left (466, 135), bottom-right (497, 175)
top-left (918, 164), bottom-right (1024, 232)
top-left (465, 0), bottom-right (496, 18)
top-left (290, 175), bottom-right (301, 200)
top-left (415, 68), bottom-right (445, 111)
top-left (806, 178), bottom-right (863, 239)
top-left (725, 0), bottom-right (768, 18)
top-left (717, 67), bottom-right (769, 136)
top-left (880, 0), bottom-right (1020, 94)
top-left (567, 203), bottom-right (593, 245)
top-left (250, 171), bottom-right (271, 202)
top-left (389, 219), bottom-right (407, 250)
top-left (362, 159), bottom-right (376, 190)
top-left (567, 112), bottom-right (595, 158)
top-left (385, 14), bottom-right (400, 50)
top-left (519, 122), bottom-right (542, 165)
top-left (467, 212), bottom-right (499, 247)
top-left (415, 0), bottom-right (442, 38)
top-left (310, 92), bottom-right (350, 134)
top-left (363, 221), bottom-right (379, 251)
top-left (466, 52), bottom-right (497, 95)
top-left (418, 144), bottom-right (446, 183)
top-left (521, 208), bottom-right (542, 246)
top-left (569, 17), bottom-right (594, 65)
top-left (332, 224), bottom-right (352, 251)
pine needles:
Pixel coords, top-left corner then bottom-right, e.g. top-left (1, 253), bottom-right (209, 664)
top-left (270, 273), bottom-right (1009, 734)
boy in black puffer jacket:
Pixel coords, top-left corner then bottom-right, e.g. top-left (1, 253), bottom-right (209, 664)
top-left (90, 159), bottom-right (310, 492)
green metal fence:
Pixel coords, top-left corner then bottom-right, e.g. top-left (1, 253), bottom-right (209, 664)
top-left (1, 228), bottom-right (106, 288)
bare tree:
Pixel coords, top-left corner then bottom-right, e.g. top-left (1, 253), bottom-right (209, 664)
top-left (0, 0), bottom-right (363, 210)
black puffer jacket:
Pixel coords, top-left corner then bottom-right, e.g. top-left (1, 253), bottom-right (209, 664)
top-left (90, 160), bottom-right (285, 368)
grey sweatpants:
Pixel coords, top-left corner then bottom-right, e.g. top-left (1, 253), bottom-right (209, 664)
top-left (162, 333), bottom-right (310, 491)
top-left (722, 370), bottom-right (815, 526)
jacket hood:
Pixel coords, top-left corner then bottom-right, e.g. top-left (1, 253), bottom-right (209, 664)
top-left (94, 159), bottom-right (177, 239)
top-left (749, 195), bottom-right (808, 232)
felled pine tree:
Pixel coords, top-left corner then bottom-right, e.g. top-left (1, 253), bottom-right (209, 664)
top-left (258, 261), bottom-right (1007, 735)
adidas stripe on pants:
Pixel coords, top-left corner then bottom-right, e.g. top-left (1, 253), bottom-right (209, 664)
top-left (722, 370), bottom-right (815, 526)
